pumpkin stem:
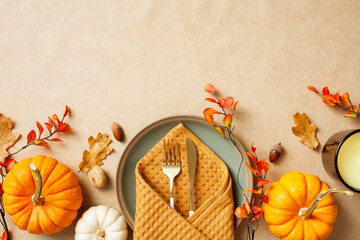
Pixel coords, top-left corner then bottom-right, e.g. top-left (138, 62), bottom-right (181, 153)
top-left (96, 227), bottom-right (106, 238)
top-left (30, 163), bottom-right (44, 206)
top-left (298, 188), bottom-right (353, 220)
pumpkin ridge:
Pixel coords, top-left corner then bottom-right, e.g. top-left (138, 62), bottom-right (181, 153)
top-left (10, 177), bottom-right (35, 197)
top-left (42, 171), bottom-right (79, 196)
top-left (281, 217), bottom-right (300, 239)
top-left (37, 207), bottom-right (63, 234)
top-left (43, 202), bottom-right (78, 228)
top-left (97, 206), bottom-right (110, 226)
top-left (11, 204), bottom-right (33, 230)
top-left (267, 182), bottom-right (301, 211)
top-left (3, 194), bottom-right (32, 215)
top-left (41, 163), bottom-right (71, 189)
top-left (44, 186), bottom-right (82, 211)
top-left (307, 219), bottom-right (321, 240)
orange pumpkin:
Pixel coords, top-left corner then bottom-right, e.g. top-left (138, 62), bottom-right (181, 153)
top-left (262, 172), bottom-right (352, 240)
top-left (3, 155), bottom-right (83, 235)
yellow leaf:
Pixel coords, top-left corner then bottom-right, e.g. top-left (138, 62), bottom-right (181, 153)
top-left (79, 133), bottom-right (113, 173)
top-left (291, 113), bottom-right (319, 150)
top-left (0, 114), bottom-right (21, 162)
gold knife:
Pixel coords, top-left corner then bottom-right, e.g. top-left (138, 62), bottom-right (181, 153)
top-left (186, 137), bottom-right (197, 216)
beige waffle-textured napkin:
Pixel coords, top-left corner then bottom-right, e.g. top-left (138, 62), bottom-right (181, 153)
top-left (134, 123), bottom-right (234, 240)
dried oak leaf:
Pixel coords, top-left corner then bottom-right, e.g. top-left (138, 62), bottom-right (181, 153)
top-left (291, 112), bottom-right (319, 150)
top-left (0, 114), bottom-right (20, 162)
top-left (79, 133), bottom-right (113, 173)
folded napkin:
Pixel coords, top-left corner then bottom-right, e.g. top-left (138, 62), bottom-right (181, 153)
top-left (134, 123), bottom-right (234, 240)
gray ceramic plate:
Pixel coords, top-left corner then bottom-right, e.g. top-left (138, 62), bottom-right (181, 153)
top-left (116, 115), bottom-right (252, 229)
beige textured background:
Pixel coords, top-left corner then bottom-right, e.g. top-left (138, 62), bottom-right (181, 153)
top-left (1, 0), bottom-right (360, 239)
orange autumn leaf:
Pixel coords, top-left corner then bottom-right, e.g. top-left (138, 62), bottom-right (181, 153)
top-left (251, 142), bottom-right (256, 153)
top-left (36, 121), bottom-right (43, 136)
top-left (344, 105), bottom-right (357, 118)
top-left (205, 83), bottom-right (215, 93)
top-left (50, 138), bottom-right (63, 142)
top-left (58, 122), bottom-right (72, 132)
top-left (0, 159), bottom-right (16, 171)
top-left (291, 112), bottom-right (319, 150)
top-left (257, 194), bottom-right (269, 204)
top-left (52, 114), bottom-right (61, 125)
top-left (235, 205), bottom-right (248, 219)
top-left (45, 116), bottom-right (53, 132)
top-left (245, 162), bottom-right (260, 177)
top-left (219, 97), bottom-right (234, 109)
top-left (243, 189), bottom-right (263, 195)
top-left (203, 108), bottom-right (220, 116)
top-left (322, 87), bottom-right (330, 95)
top-left (27, 130), bottom-right (36, 144)
top-left (252, 205), bottom-right (262, 220)
top-left (341, 92), bottom-right (351, 105)
top-left (235, 203), bottom-right (251, 219)
top-left (215, 127), bottom-right (225, 138)
top-left (307, 86), bottom-right (318, 93)
top-left (79, 133), bottom-right (113, 173)
top-left (322, 94), bottom-right (337, 106)
top-left (223, 114), bottom-right (232, 128)
top-left (257, 179), bottom-right (270, 187)
top-left (264, 162), bottom-right (271, 175)
top-left (0, 230), bottom-right (7, 240)
top-left (246, 152), bottom-right (258, 164)
top-left (205, 115), bottom-right (215, 125)
top-left (232, 101), bottom-right (239, 113)
top-left (258, 159), bottom-right (269, 173)
top-left (205, 98), bottom-right (217, 103)
top-left (34, 139), bottom-right (48, 147)
top-left (334, 92), bottom-right (341, 106)
top-left (346, 105), bottom-right (357, 114)
top-left (63, 105), bottom-right (70, 118)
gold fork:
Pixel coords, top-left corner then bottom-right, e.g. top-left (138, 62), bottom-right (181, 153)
top-left (162, 138), bottom-right (181, 208)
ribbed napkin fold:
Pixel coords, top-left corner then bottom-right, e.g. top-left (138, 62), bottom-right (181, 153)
top-left (134, 123), bottom-right (234, 240)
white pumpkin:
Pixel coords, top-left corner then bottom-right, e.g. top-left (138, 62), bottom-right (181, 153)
top-left (75, 205), bottom-right (128, 240)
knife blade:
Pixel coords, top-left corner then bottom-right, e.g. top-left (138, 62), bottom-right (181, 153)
top-left (186, 137), bottom-right (197, 216)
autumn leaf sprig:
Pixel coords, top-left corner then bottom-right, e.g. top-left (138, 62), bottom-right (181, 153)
top-left (203, 84), bottom-right (239, 140)
top-left (203, 84), bottom-right (271, 240)
top-left (6, 105), bottom-right (72, 160)
top-left (0, 105), bottom-right (72, 240)
top-left (307, 86), bottom-right (360, 118)
top-left (235, 144), bottom-right (271, 240)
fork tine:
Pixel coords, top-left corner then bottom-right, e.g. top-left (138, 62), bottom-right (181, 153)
top-left (163, 139), bottom-right (167, 166)
top-left (167, 139), bottom-right (171, 165)
top-left (175, 139), bottom-right (180, 166)
top-left (170, 139), bottom-right (175, 165)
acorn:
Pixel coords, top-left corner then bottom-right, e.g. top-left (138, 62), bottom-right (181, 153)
top-left (111, 122), bottom-right (124, 142)
top-left (269, 142), bottom-right (282, 163)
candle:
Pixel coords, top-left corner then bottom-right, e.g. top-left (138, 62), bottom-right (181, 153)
top-left (336, 131), bottom-right (360, 192)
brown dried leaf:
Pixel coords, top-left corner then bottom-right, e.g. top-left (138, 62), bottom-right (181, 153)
top-left (291, 112), bottom-right (319, 150)
top-left (0, 114), bottom-right (21, 162)
top-left (79, 133), bottom-right (113, 173)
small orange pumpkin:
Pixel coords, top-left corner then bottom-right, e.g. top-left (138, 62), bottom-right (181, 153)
top-left (3, 155), bottom-right (83, 235)
top-left (262, 172), bottom-right (352, 240)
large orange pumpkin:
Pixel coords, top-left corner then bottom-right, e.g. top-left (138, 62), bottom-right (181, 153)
top-left (262, 172), bottom-right (352, 240)
top-left (3, 155), bottom-right (83, 235)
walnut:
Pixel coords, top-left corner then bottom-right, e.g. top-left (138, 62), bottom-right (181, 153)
top-left (88, 166), bottom-right (108, 189)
